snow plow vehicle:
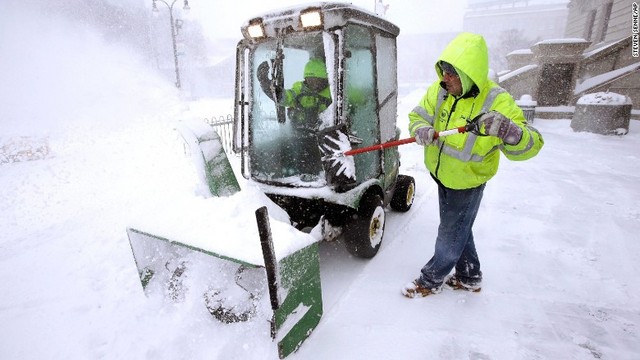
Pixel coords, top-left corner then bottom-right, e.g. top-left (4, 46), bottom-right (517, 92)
top-left (233, 2), bottom-right (415, 257)
top-left (127, 2), bottom-right (413, 358)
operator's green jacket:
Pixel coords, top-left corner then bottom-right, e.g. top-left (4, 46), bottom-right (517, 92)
top-left (283, 82), bottom-right (332, 127)
top-left (409, 32), bottom-right (544, 190)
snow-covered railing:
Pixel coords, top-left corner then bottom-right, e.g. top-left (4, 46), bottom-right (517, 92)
top-left (204, 114), bottom-right (234, 155)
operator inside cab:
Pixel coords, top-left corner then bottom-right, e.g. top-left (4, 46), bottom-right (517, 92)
top-left (257, 57), bottom-right (332, 178)
top-left (258, 58), bottom-right (332, 130)
top-left (285, 58), bottom-right (332, 130)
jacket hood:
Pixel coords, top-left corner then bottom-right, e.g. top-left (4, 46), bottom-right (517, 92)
top-left (436, 32), bottom-right (489, 93)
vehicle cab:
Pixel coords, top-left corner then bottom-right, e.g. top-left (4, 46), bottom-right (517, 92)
top-left (233, 2), bottom-right (414, 258)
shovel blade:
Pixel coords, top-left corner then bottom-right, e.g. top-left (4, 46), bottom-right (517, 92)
top-left (317, 124), bottom-right (357, 192)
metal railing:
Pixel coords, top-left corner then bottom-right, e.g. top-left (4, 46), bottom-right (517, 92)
top-left (204, 114), bottom-right (234, 154)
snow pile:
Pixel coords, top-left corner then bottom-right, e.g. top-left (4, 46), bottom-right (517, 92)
top-left (515, 94), bottom-right (537, 106)
top-left (129, 183), bottom-right (318, 265)
top-left (0, 136), bottom-right (50, 164)
top-left (577, 91), bottom-right (631, 105)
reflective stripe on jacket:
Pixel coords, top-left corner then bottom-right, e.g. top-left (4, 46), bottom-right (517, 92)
top-left (409, 32), bottom-right (543, 190)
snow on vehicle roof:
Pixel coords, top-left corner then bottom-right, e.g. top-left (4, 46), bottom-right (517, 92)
top-left (240, 1), bottom-right (399, 40)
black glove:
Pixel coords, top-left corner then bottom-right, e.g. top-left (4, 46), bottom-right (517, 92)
top-left (257, 61), bottom-right (272, 98)
top-left (258, 61), bottom-right (270, 81)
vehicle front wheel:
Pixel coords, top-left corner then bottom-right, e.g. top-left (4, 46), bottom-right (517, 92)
top-left (390, 175), bottom-right (415, 212)
top-left (343, 193), bottom-right (385, 258)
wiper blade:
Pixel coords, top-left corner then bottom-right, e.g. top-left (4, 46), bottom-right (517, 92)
top-left (273, 34), bottom-right (286, 123)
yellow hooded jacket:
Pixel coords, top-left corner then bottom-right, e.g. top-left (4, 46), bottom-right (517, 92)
top-left (408, 32), bottom-right (544, 190)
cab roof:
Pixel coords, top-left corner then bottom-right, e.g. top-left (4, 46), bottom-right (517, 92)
top-left (240, 2), bottom-right (400, 41)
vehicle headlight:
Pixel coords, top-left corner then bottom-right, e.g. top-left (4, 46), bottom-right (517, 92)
top-left (247, 19), bottom-right (265, 39)
top-left (300, 9), bottom-right (323, 28)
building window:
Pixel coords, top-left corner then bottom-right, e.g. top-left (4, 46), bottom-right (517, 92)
top-left (595, 2), bottom-right (613, 43)
top-left (584, 9), bottom-right (596, 41)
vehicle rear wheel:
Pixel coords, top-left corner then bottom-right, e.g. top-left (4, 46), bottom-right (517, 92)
top-left (390, 175), bottom-right (415, 212)
top-left (343, 193), bottom-right (385, 258)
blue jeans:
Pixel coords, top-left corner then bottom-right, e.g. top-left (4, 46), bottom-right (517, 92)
top-left (418, 179), bottom-right (485, 288)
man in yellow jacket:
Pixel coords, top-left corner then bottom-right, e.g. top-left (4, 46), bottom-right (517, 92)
top-left (402, 32), bottom-right (544, 298)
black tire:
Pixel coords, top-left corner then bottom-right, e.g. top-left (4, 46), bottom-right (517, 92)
top-left (390, 175), bottom-right (415, 212)
top-left (343, 193), bottom-right (386, 258)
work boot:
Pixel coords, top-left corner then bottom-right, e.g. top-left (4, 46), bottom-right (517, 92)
top-left (445, 274), bottom-right (481, 292)
top-left (401, 280), bottom-right (441, 298)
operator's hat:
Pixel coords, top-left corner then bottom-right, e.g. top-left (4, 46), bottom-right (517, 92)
top-left (304, 58), bottom-right (328, 79)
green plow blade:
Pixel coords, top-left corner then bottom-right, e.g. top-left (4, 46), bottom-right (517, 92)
top-left (127, 120), bottom-right (322, 357)
top-left (127, 206), bottom-right (322, 358)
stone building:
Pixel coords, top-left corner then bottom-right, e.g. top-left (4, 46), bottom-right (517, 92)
top-left (464, 0), bottom-right (570, 72)
top-left (497, 0), bottom-right (639, 119)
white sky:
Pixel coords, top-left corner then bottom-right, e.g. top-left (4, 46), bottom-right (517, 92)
top-left (189, 0), bottom-right (468, 39)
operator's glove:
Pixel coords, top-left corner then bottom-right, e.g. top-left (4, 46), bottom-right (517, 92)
top-left (479, 111), bottom-right (523, 145)
top-left (414, 126), bottom-right (435, 146)
top-left (258, 61), bottom-right (270, 80)
top-left (257, 61), bottom-right (271, 90)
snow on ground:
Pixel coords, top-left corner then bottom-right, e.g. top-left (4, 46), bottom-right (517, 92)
top-left (2, 3), bottom-right (640, 360)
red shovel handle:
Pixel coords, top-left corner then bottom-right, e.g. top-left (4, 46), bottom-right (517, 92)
top-left (342, 125), bottom-right (468, 156)
top-left (343, 137), bottom-right (416, 156)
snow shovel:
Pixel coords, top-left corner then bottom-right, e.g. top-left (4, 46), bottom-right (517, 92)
top-left (318, 123), bottom-right (475, 190)
top-left (320, 119), bottom-right (481, 172)
top-left (317, 124), bottom-right (358, 191)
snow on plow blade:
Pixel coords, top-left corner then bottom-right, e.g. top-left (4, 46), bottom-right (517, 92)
top-left (127, 206), bottom-right (323, 358)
